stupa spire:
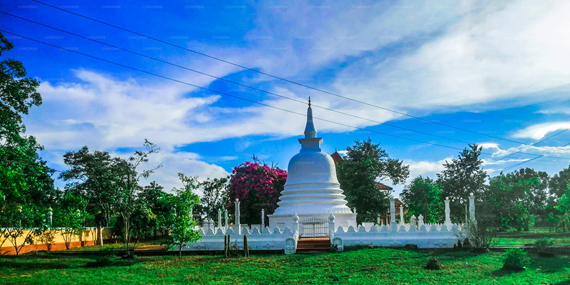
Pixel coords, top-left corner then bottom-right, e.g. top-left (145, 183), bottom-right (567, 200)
top-left (304, 97), bottom-right (317, 138)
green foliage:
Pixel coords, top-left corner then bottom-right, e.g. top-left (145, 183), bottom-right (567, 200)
top-left (59, 146), bottom-right (121, 226)
top-left (55, 193), bottom-right (87, 250)
top-left (196, 177), bottom-right (228, 223)
top-left (0, 32), bottom-right (56, 209)
top-left (336, 138), bottom-right (409, 224)
top-left (486, 169), bottom-right (548, 231)
top-left (112, 140), bottom-right (161, 254)
top-left (1, 205), bottom-right (44, 256)
top-left (550, 167), bottom-right (570, 198)
top-left (503, 248), bottom-right (531, 269)
top-left (437, 144), bottom-right (487, 223)
top-left (534, 238), bottom-right (554, 252)
top-left (159, 173), bottom-right (202, 257)
top-left (401, 176), bottom-right (443, 223)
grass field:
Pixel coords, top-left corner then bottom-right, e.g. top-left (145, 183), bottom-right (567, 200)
top-left (1, 248), bottom-right (570, 285)
top-left (493, 227), bottom-right (570, 246)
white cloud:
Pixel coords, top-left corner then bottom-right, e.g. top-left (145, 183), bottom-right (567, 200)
top-left (537, 107), bottom-right (570, 115)
top-left (491, 144), bottom-right (570, 158)
top-left (511, 122), bottom-right (570, 140)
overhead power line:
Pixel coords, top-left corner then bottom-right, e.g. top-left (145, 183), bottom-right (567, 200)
top-left (498, 129), bottom-right (568, 162)
top-left (501, 141), bottom-right (570, 172)
top-left (0, 11), bottom-right (474, 146)
top-left (30, 0), bottom-right (533, 146)
top-left (2, 29), bottom-right (525, 158)
top-left (3, 11), bottom-right (566, 161)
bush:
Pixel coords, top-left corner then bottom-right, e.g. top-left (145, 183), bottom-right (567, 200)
top-left (503, 248), bottom-right (531, 270)
top-left (534, 238), bottom-right (554, 252)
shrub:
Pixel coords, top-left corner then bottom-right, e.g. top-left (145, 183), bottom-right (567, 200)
top-left (534, 238), bottom-right (554, 252)
top-left (329, 244), bottom-right (339, 252)
top-left (503, 248), bottom-right (531, 270)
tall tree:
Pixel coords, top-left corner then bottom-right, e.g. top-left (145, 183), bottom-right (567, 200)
top-left (0, 31), bottom-right (56, 208)
top-left (59, 147), bottom-right (119, 226)
top-left (113, 139), bottom-right (161, 255)
top-left (550, 166), bottom-right (570, 198)
top-left (401, 176), bottom-right (443, 223)
top-left (196, 177), bottom-right (229, 223)
top-left (336, 138), bottom-right (409, 224)
top-left (556, 180), bottom-right (570, 231)
top-left (437, 144), bottom-right (487, 222)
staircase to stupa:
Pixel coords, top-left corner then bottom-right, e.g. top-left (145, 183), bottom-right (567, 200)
top-left (296, 237), bottom-right (330, 253)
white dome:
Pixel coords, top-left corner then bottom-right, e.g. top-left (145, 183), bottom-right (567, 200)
top-left (271, 103), bottom-right (353, 216)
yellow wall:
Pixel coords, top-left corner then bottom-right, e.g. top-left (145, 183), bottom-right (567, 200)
top-left (1, 227), bottom-right (114, 248)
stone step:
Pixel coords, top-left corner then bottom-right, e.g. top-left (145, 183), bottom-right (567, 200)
top-left (296, 238), bottom-right (330, 253)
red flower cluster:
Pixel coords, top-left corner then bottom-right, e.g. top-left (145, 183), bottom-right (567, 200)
top-left (228, 161), bottom-right (287, 224)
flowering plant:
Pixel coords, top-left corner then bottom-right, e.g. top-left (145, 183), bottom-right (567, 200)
top-left (227, 159), bottom-right (287, 225)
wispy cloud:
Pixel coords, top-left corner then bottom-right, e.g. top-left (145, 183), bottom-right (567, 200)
top-left (511, 122), bottom-right (570, 140)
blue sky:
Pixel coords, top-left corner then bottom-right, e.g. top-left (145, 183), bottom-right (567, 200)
top-left (2, 0), bottom-right (570, 196)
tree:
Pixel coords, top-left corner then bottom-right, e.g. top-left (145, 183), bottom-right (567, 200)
top-left (138, 181), bottom-right (171, 236)
top-left (401, 176), bottom-right (443, 223)
top-left (227, 160), bottom-right (287, 225)
top-left (113, 140), bottom-right (161, 255)
top-left (196, 177), bottom-right (228, 224)
top-left (485, 168), bottom-right (548, 231)
top-left (160, 173), bottom-right (201, 257)
top-left (556, 180), bottom-right (570, 231)
top-left (437, 144), bottom-right (487, 222)
top-left (2, 205), bottom-right (44, 256)
top-left (59, 147), bottom-right (119, 226)
top-left (336, 138), bottom-right (409, 224)
top-left (0, 32), bottom-right (56, 209)
top-left (550, 166), bottom-right (570, 198)
top-left (55, 193), bottom-right (87, 249)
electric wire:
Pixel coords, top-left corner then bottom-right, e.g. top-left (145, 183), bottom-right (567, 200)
top-left (2, 11), bottom-right (567, 161)
top-left (2, 29), bottom-right (521, 158)
top-left (29, 0), bottom-right (536, 146)
top-left (501, 141), bottom-right (570, 172)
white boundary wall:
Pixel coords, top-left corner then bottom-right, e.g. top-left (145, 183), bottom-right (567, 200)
top-left (181, 194), bottom-right (476, 254)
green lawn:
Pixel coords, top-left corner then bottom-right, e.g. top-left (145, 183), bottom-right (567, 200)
top-left (1, 248), bottom-right (569, 284)
top-left (493, 227), bottom-right (570, 246)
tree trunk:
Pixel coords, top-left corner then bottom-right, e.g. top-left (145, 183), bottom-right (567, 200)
top-left (124, 218), bottom-right (130, 255)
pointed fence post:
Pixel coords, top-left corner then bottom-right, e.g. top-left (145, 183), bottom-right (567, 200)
top-left (261, 209), bottom-right (265, 227)
top-left (235, 198), bottom-right (241, 235)
top-left (418, 214), bottom-right (424, 228)
top-left (293, 214), bottom-right (300, 237)
top-left (389, 195), bottom-right (397, 232)
top-left (410, 215), bottom-right (417, 227)
top-left (218, 209), bottom-right (222, 228)
top-left (445, 197), bottom-right (452, 226)
top-left (399, 204), bottom-right (405, 225)
top-left (47, 208), bottom-right (53, 227)
top-left (224, 210), bottom-right (229, 229)
top-left (469, 193), bottom-right (476, 222)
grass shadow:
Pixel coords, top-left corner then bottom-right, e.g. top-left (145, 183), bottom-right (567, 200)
top-left (528, 255), bottom-right (570, 273)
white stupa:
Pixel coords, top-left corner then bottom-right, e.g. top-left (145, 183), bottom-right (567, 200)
top-left (268, 99), bottom-right (357, 230)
